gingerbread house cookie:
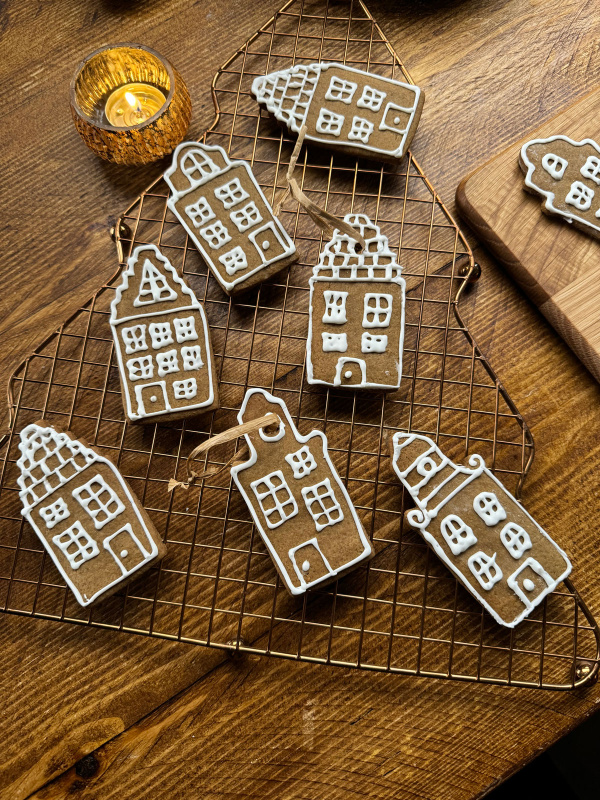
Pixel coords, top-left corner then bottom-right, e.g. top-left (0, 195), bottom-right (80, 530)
top-left (17, 422), bottom-right (166, 607)
top-left (164, 142), bottom-right (296, 295)
top-left (390, 433), bottom-right (572, 628)
top-left (252, 62), bottom-right (424, 162)
top-left (110, 244), bottom-right (218, 423)
top-left (231, 388), bottom-right (373, 595)
top-left (307, 213), bottom-right (405, 390)
top-left (520, 135), bottom-right (600, 238)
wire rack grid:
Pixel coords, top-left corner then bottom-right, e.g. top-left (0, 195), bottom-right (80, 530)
top-left (1, 0), bottom-right (598, 690)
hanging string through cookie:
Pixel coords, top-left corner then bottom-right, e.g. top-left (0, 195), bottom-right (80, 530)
top-left (167, 412), bottom-right (280, 492)
top-left (274, 125), bottom-right (367, 252)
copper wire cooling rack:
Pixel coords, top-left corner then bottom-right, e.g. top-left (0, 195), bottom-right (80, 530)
top-left (1, 0), bottom-right (599, 690)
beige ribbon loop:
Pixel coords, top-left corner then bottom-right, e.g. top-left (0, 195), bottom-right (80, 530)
top-left (274, 125), bottom-right (367, 252)
top-left (168, 412), bottom-right (280, 492)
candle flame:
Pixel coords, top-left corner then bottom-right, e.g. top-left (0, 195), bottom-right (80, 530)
top-left (125, 91), bottom-right (138, 108)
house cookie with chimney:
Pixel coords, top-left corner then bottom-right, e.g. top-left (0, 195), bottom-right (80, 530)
top-left (252, 62), bottom-right (423, 162)
top-left (390, 433), bottom-right (572, 628)
top-left (164, 142), bottom-right (296, 295)
top-left (520, 135), bottom-right (600, 238)
top-left (110, 244), bottom-right (218, 423)
top-left (17, 422), bottom-right (166, 607)
top-left (307, 213), bottom-right (405, 390)
top-left (231, 388), bottom-right (373, 595)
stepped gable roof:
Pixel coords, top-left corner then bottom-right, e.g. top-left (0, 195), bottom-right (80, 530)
top-left (314, 213), bottom-right (403, 279)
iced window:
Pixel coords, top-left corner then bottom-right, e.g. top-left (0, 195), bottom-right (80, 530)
top-left (181, 345), bottom-right (203, 371)
top-left (473, 492), bottom-right (507, 527)
top-left (52, 521), bottom-right (99, 570)
top-left (440, 514), bottom-right (477, 556)
top-left (156, 349), bottom-right (179, 376)
top-left (500, 522), bottom-right (532, 559)
top-left (541, 153), bottom-right (568, 180)
top-left (181, 150), bottom-right (219, 186)
top-left (214, 177), bottom-right (250, 209)
top-left (72, 474), bottom-right (125, 530)
top-left (322, 290), bottom-right (348, 324)
top-left (581, 155), bottom-right (600, 185)
top-left (126, 355), bottom-right (153, 382)
top-left (361, 332), bottom-right (388, 353)
top-left (173, 316), bottom-right (198, 343)
top-left (39, 497), bottom-right (70, 530)
top-left (363, 293), bottom-right (393, 328)
top-left (468, 551), bottom-right (503, 591)
top-left (173, 378), bottom-right (198, 400)
top-left (121, 324), bottom-right (147, 355)
top-left (199, 220), bottom-right (232, 250)
top-left (322, 332), bottom-right (348, 352)
top-left (250, 470), bottom-right (298, 529)
top-left (315, 108), bottom-right (345, 137)
top-left (184, 196), bottom-right (215, 228)
top-left (149, 321), bottom-right (174, 349)
top-left (301, 478), bottom-right (344, 532)
top-left (230, 201), bottom-right (263, 233)
top-left (219, 246), bottom-right (248, 276)
top-left (357, 85), bottom-right (387, 113)
top-left (135, 259), bottom-right (178, 306)
top-left (285, 445), bottom-right (318, 479)
top-left (324, 76), bottom-right (357, 104)
top-left (565, 180), bottom-right (594, 211)
top-left (348, 116), bottom-right (374, 144)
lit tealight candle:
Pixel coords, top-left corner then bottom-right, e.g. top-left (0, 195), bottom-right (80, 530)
top-left (105, 82), bottom-right (166, 127)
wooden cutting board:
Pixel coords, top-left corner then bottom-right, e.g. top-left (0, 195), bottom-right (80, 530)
top-left (456, 88), bottom-right (600, 382)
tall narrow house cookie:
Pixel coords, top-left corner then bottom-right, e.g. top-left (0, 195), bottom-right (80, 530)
top-left (231, 388), bottom-right (373, 595)
top-left (164, 142), bottom-right (296, 295)
top-left (307, 214), bottom-right (405, 390)
top-left (390, 433), bottom-right (572, 628)
top-left (252, 62), bottom-right (423, 162)
top-left (17, 422), bottom-right (166, 607)
top-left (519, 135), bottom-right (600, 238)
top-left (110, 244), bottom-right (218, 423)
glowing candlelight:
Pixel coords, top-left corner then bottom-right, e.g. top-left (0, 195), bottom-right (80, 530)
top-left (104, 82), bottom-right (166, 127)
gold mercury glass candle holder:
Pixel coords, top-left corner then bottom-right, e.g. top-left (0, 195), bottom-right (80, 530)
top-left (70, 43), bottom-right (192, 165)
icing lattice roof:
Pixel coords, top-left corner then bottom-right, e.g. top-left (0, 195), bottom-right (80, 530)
top-left (314, 214), bottom-right (403, 279)
top-left (252, 64), bottom-right (320, 133)
top-left (17, 424), bottom-right (96, 512)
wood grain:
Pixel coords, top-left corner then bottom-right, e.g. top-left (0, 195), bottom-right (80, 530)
top-left (456, 88), bottom-right (600, 382)
top-left (2, 1), bottom-right (600, 799)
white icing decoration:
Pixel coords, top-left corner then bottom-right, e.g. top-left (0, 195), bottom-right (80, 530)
top-left (322, 332), bottom-right (348, 352)
top-left (473, 492), bottom-right (507, 526)
top-left (262, 240), bottom-right (270, 250)
top-left (39, 497), bottom-right (70, 529)
top-left (127, 355), bottom-right (154, 382)
top-left (72, 473), bottom-right (126, 530)
top-left (322, 290), bottom-right (348, 324)
top-left (301, 478), bottom-right (344, 532)
top-left (541, 152), bottom-right (568, 180)
top-left (390, 432), bottom-right (572, 628)
top-left (17, 423), bottom-right (161, 607)
top-left (348, 116), bottom-right (374, 144)
top-left (164, 142), bottom-right (296, 294)
top-left (468, 551), bottom-right (503, 591)
top-left (52, 521), bottom-right (100, 570)
top-left (251, 63), bottom-right (421, 159)
top-left (173, 377), bottom-right (198, 400)
top-left (156, 349), bottom-right (179, 376)
top-left (440, 514), bottom-right (477, 556)
top-left (250, 469), bottom-right (298, 529)
top-left (231, 388), bottom-right (372, 596)
top-left (133, 259), bottom-right (178, 307)
top-left (581, 155), bottom-right (600, 185)
top-left (121, 324), bottom-right (147, 355)
top-left (120, 549), bottom-right (129, 559)
top-left (214, 176), bottom-right (249, 209)
top-left (181, 345), bottom-right (203, 371)
top-left (344, 370), bottom-right (353, 379)
top-left (500, 522), bottom-right (532, 559)
top-left (180, 148), bottom-right (220, 187)
top-left (363, 293), bottom-right (393, 328)
top-left (333, 358), bottom-right (367, 385)
top-left (173, 316), bottom-right (198, 343)
top-left (565, 180), bottom-right (594, 211)
top-left (230, 200), bottom-right (263, 233)
top-left (285, 445), bottom-right (317, 479)
top-left (302, 560), bottom-right (310, 572)
top-left (523, 578), bottom-right (535, 592)
top-left (149, 321), bottom-right (174, 350)
top-left (134, 381), bottom-right (171, 416)
top-left (507, 557), bottom-right (553, 610)
top-left (184, 196), bottom-right (215, 228)
top-left (324, 75), bottom-right (357, 104)
top-left (361, 332), bottom-right (387, 353)
top-left (199, 219), bottom-right (232, 250)
top-left (315, 107), bottom-right (345, 136)
top-left (258, 418), bottom-right (285, 442)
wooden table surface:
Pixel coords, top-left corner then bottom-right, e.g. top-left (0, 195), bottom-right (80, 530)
top-left (1, 1), bottom-right (600, 798)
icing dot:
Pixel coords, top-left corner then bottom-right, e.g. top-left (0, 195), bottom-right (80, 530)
top-left (393, 116), bottom-right (401, 125)
top-left (344, 370), bottom-right (352, 379)
top-left (120, 549), bottom-right (129, 559)
top-left (150, 395), bottom-right (157, 403)
top-left (262, 240), bottom-right (270, 250)
top-left (523, 578), bottom-right (535, 592)
top-left (302, 560), bottom-right (310, 572)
